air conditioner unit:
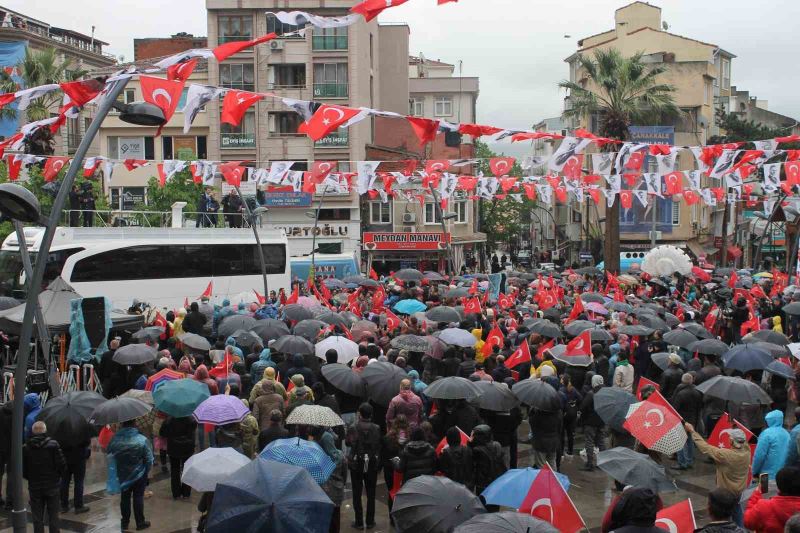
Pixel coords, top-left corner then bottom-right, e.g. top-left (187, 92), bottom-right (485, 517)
top-left (269, 40), bottom-right (285, 51)
top-left (402, 226), bottom-right (414, 233)
top-left (402, 213), bottom-right (416, 223)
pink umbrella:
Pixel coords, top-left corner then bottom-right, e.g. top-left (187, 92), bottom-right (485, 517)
top-left (585, 302), bottom-right (609, 315)
top-left (296, 296), bottom-right (320, 309)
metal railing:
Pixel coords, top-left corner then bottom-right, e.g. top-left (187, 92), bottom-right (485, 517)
top-left (313, 83), bottom-right (348, 98)
top-left (62, 209), bottom-right (263, 229)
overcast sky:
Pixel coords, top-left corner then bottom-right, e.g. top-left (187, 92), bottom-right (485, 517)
top-left (14, 0), bottom-right (800, 157)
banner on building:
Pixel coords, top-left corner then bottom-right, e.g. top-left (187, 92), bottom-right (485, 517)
top-left (363, 232), bottom-right (450, 251)
top-left (623, 126), bottom-right (675, 235)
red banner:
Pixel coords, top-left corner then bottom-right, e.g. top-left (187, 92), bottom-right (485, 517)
top-left (363, 232), bottom-right (450, 251)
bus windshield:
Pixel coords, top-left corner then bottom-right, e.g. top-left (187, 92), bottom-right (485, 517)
top-left (0, 248), bottom-right (84, 298)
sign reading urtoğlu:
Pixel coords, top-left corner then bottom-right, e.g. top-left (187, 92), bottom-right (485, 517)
top-left (363, 232), bottom-right (451, 251)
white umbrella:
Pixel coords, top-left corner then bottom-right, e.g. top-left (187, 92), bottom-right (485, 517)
top-left (438, 328), bottom-right (477, 348)
top-left (181, 447), bottom-right (250, 492)
top-left (315, 336), bottom-right (359, 363)
top-left (285, 404), bottom-right (344, 427)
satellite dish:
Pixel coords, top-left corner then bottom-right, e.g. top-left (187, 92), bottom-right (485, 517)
top-left (662, 21), bottom-right (670, 31)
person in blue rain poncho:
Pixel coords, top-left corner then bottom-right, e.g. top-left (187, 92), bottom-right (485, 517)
top-left (250, 347), bottom-right (276, 384)
top-left (23, 393), bottom-right (41, 441)
top-left (752, 410), bottom-right (791, 480)
top-left (106, 420), bottom-right (154, 531)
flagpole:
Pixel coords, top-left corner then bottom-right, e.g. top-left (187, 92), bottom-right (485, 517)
top-left (235, 185), bottom-right (268, 297)
top-left (544, 461), bottom-right (588, 532)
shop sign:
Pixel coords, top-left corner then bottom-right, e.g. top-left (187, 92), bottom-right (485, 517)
top-left (363, 232), bottom-right (450, 251)
top-left (275, 224), bottom-right (350, 238)
top-left (262, 192), bottom-right (312, 207)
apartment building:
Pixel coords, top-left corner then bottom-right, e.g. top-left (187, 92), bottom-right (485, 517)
top-left (134, 33), bottom-right (208, 61)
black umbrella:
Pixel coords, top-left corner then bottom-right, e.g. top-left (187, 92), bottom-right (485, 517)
top-left (361, 362), bottom-right (408, 407)
top-left (607, 302), bottom-right (633, 313)
top-left (473, 381), bottom-right (520, 411)
top-left (765, 360), bottom-right (795, 380)
top-left (323, 278), bottom-right (346, 289)
top-left (230, 329), bottom-right (261, 348)
top-left (251, 319), bottom-right (290, 342)
top-left (745, 329), bottom-right (790, 346)
top-left (339, 311), bottom-right (359, 327)
top-left (293, 320), bottom-right (327, 342)
top-left (678, 322), bottom-right (713, 339)
top-left (511, 379), bottom-right (561, 412)
top-left (638, 314), bottom-right (669, 332)
top-left (664, 313), bottom-right (680, 327)
top-left (530, 321), bottom-right (562, 339)
top-left (687, 338), bottom-right (729, 356)
top-left (320, 363), bottom-right (366, 397)
top-left (454, 512), bottom-right (558, 533)
top-left (597, 447), bottom-right (677, 493)
top-left (723, 344), bottom-right (773, 372)
top-left (714, 267), bottom-right (735, 276)
top-left (585, 327), bottom-right (614, 342)
top-left (359, 279), bottom-right (380, 288)
top-left (179, 333), bottom-right (211, 352)
top-left (113, 344), bottom-right (157, 365)
top-left (783, 302), bottom-right (800, 316)
top-left (131, 326), bottom-right (163, 342)
top-left (575, 266), bottom-right (601, 276)
top-left (0, 296), bottom-right (20, 311)
top-left (580, 292), bottom-right (606, 304)
top-left (282, 304), bottom-right (314, 322)
top-left (390, 334), bottom-right (430, 352)
top-left (343, 275), bottom-right (367, 284)
top-left (593, 387), bottom-right (637, 431)
top-left (541, 307), bottom-right (562, 322)
top-left (272, 335), bottom-right (315, 356)
top-left (424, 376), bottom-right (482, 401)
top-left (745, 341), bottom-right (787, 358)
top-left (650, 352), bottom-right (678, 371)
top-left (317, 312), bottom-right (348, 328)
top-left (696, 376), bottom-right (772, 405)
top-left (425, 306), bottom-right (461, 323)
top-left (89, 397), bottom-right (152, 425)
top-left (444, 287), bottom-right (470, 299)
top-left (617, 325), bottom-right (655, 337)
top-left (548, 344), bottom-right (593, 367)
top-left (423, 271), bottom-right (447, 282)
top-left (37, 391), bottom-right (104, 447)
top-left (564, 321), bottom-right (594, 337)
top-left (392, 475), bottom-right (485, 533)
top-left (663, 329), bottom-right (698, 349)
top-left (394, 268), bottom-right (424, 282)
top-left (218, 315), bottom-right (257, 338)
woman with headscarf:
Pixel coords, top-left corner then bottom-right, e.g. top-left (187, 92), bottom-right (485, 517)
top-left (193, 365), bottom-right (219, 395)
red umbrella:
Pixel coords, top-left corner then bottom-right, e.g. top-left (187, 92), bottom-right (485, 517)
top-left (691, 266), bottom-right (711, 282)
top-left (145, 368), bottom-right (184, 392)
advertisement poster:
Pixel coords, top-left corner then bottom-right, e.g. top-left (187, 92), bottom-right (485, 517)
top-left (622, 126), bottom-right (675, 235)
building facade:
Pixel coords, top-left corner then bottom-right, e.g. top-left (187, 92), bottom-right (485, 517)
top-left (134, 32), bottom-right (208, 61)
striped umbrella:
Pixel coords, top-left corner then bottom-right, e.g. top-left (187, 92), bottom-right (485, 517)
top-left (144, 368), bottom-right (184, 392)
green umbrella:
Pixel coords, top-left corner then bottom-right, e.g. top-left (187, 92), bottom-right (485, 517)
top-left (153, 379), bottom-right (210, 417)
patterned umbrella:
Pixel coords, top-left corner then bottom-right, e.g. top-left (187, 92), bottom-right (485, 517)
top-left (390, 334), bottom-right (430, 352)
top-left (260, 437), bottom-right (335, 485)
top-left (144, 368), bottom-right (184, 392)
top-left (153, 379), bottom-right (210, 418)
top-left (193, 394), bottom-right (250, 426)
top-left (285, 404), bottom-right (344, 427)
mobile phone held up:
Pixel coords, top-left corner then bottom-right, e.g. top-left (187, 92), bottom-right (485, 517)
top-left (760, 473), bottom-right (769, 494)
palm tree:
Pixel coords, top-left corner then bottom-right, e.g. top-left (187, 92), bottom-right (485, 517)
top-left (560, 48), bottom-right (680, 274)
top-left (0, 47), bottom-right (86, 155)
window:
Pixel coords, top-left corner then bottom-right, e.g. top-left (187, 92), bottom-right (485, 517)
top-left (703, 80), bottom-right (710, 105)
top-left (409, 98), bottom-right (424, 116)
top-left (66, 117), bottom-right (80, 154)
top-left (424, 203), bottom-right (441, 224)
top-left (108, 136), bottom-right (155, 160)
top-left (317, 242), bottom-right (342, 254)
top-left (434, 96), bottom-right (453, 117)
top-left (454, 200), bottom-right (467, 223)
top-left (268, 112), bottom-right (303, 136)
top-left (318, 208), bottom-right (350, 221)
top-left (721, 58), bottom-right (730, 90)
top-left (220, 64), bottom-right (255, 91)
top-left (312, 26), bottom-right (347, 50)
top-left (217, 15), bottom-right (252, 44)
top-left (313, 63), bottom-right (348, 98)
top-left (266, 14), bottom-right (304, 37)
top-left (221, 111), bottom-right (256, 148)
top-left (672, 201), bottom-right (680, 226)
top-left (163, 136), bottom-right (205, 160)
top-left (0, 248), bottom-right (84, 298)
top-left (369, 202), bottom-right (391, 224)
top-left (268, 64), bottom-right (305, 89)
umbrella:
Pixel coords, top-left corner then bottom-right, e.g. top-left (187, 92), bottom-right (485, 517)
top-left (424, 377), bottom-right (482, 400)
top-left (687, 338), bottom-right (729, 357)
top-left (765, 360), bottom-right (795, 380)
top-left (651, 352), bottom-right (678, 371)
top-left (784, 302), bottom-right (800, 316)
top-left (285, 404), bottom-right (344, 427)
top-left (144, 368), bottom-right (184, 392)
top-left (343, 275), bottom-right (367, 284)
top-left (423, 335), bottom-right (447, 359)
top-left (179, 333), bottom-right (211, 352)
top-left (207, 458), bottom-right (333, 533)
top-left (425, 306), bottom-right (461, 323)
top-left (293, 320), bottom-right (327, 342)
top-left (394, 299), bottom-right (427, 315)
top-left (597, 447), bottom-right (677, 493)
top-left (745, 341), bottom-right (787, 358)
top-left (261, 437), bottom-right (335, 485)
top-left (323, 278), bottom-right (346, 289)
top-left (617, 325), bottom-right (655, 337)
top-left (585, 301), bottom-right (608, 315)
top-left (564, 321), bottom-right (595, 337)
top-left (131, 326), bottom-right (163, 342)
top-left (580, 292), bottom-right (606, 304)
top-left (316, 312), bottom-right (348, 328)
top-left (638, 314), bottom-right (669, 332)
top-left (37, 391), bottom-right (104, 447)
top-left (320, 363), bottom-right (365, 397)
top-left (481, 468), bottom-right (571, 509)
top-left (722, 344), bottom-right (773, 372)
top-left (251, 319), bottom-right (291, 342)
top-left (664, 313), bottom-right (680, 328)
top-left (575, 266), bottom-right (601, 275)
top-left (745, 329), bottom-right (791, 346)
top-left (585, 327), bottom-right (614, 342)
top-left (512, 379), bottom-right (561, 411)
top-left (548, 344), bottom-right (592, 367)
top-left (424, 271), bottom-right (447, 282)
top-left (218, 315), bottom-right (257, 338)
top-left (392, 475), bottom-right (485, 533)
top-left (593, 387), bottom-right (637, 431)
top-left (607, 301), bottom-right (633, 313)
top-left (454, 513), bottom-right (558, 533)
top-left (338, 311), bottom-right (359, 327)
top-left (530, 321), bottom-right (562, 339)
top-left (112, 344), bottom-right (157, 365)
top-left (296, 296), bottom-right (319, 309)
top-left (444, 287), bottom-right (470, 299)
top-left (282, 304), bottom-right (314, 322)
top-left (472, 381), bottom-right (520, 411)
top-left (663, 329), bottom-right (698, 349)
top-left (361, 362), bottom-right (408, 406)
top-left (181, 447), bottom-right (250, 492)
top-left (351, 320), bottom-right (378, 336)
top-left (89, 397), bottom-right (152, 426)
top-left (677, 322), bottom-right (712, 339)
top-left (438, 328), bottom-right (478, 347)
top-left (696, 376), bottom-right (772, 405)
top-left (691, 266), bottom-right (712, 282)
top-left (272, 335), bottom-right (315, 356)
top-left (153, 379), bottom-right (210, 417)
top-left (395, 268), bottom-right (424, 281)
top-left (193, 394), bottom-right (250, 426)
top-left (230, 329), bottom-right (261, 348)
top-left (0, 296), bottom-right (19, 311)
top-left (391, 334), bottom-right (430, 352)
top-left (121, 389), bottom-right (154, 406)
top-left (315, 336), bottom-right (359, 363)
top-left (359, 278), bottom-right (380, 288)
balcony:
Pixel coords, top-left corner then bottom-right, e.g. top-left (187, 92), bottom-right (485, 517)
top-left (313, 83), bottom-right (348, 98)
top-left (315, 129), bottom-right (349, 148)
top-left (220, 133), bottom-right (255, 149)
top-left (312, 35), bottom-right (347, 51)
top-left (218, 34), bottom-right (252, 44)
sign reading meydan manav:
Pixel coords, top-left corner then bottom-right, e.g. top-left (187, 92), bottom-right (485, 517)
top-left (363, 232), bottom-right (451, 251)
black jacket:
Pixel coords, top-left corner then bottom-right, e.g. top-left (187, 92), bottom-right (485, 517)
top-left (458, 360), bottom-right (476, 379)
top-left (670, 382), bottom-right (703, 426)
top-left (441, 357), bottom-right (461, 378)
top-left (694, 522), bottom-right (745, 533)
top-left (159, 416), bottom-right (197, 458)
top-left (479, 408), bottom-right (522, 447)
top-left (429, 403), bottom-right (482, 441)
top-left (346, 420), bottom-right (382, 472)
top-left (398, 440), bottom-right (437, 481)
top-left (470, 426), bottom-right (507, 491)
top-left (530, 408), bottom-right (562, 453)
top-left (438, 445), bottom-right (473, 488)
top-left (58, 441), bottom-right (90, 466)
top-left (659, 367), bottom-right (683, 399)
top-left (258, 425), bottom-right (289, 452)
top-left (0, 402), bottom-right (12, 456)
top-left (579, 387), bottom-right (604, 427)
top-left (23, 434), bottom-right (66, 491)
top-left (182, 311), bottom-right (207, 335)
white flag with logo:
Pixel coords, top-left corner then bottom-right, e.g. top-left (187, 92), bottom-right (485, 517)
top-left (267, 162), bottom-right (294, 184)
top-left (183, 84), bottom-right (225, 134)
top-left (710, 150), bottom-right (740, 178)
top-left (601, 189), bottom-right (617, 208)
top-left (700, 189), bottom-right (716, 207)
top-left (356, 161), bottom-right (380, 195)
top-left (536, 184), bottom-right (553, 205)
top-left (633, 189), bottom-right (649, 208)
top-left (683, 170), bottom-right (701, 190)
top-left (548, 137), bottom-right (592, 172)
top-left (643, 173), bottom-right (662, 197)
top-left (591, 152), bottom-right (615, 175)
top-left (605, 174), bottom-right (621, 193)
top-left (763, 163), bottom-right (781, 192)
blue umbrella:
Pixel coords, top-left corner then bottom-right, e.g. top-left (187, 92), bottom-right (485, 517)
top-left (722, 344), bottom-right (773, 373)
top-left (260, 437), bottom-right (335, 484)
top-left (153, 379), bottom-right (210, 418)
top-left (207, 458), bottom-right (333, 533)
top-left (393, 299), bottom-right (427, 315)
top-left (481, 468), bottom-right (571, 509)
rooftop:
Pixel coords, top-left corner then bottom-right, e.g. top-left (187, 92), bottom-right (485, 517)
top-left (409, 55), bottom-right (454, 67)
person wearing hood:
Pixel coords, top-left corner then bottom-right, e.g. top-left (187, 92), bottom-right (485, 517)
top-left (469, 424), bottom-right (507, 507)
top-left (250, 367), bottom-right (287, 404)
top-left (386, 379), bottom-right (423, 429)
top-left (214, 421), bottom-right (244, 454)
top-left (752, 410), bottom-right (791, 480)
top-left (406, 369), bottom-right (427, 396)
top-left (250, 348), bottom-right (276, 385)
top-left (612, 352), bottom-right (634, 393)
top-left (23, 421), bottom-right (66, 533)
top-left (529, 402), bottom-right (562, 469)
top-left (346, 403), bottom-right (382, 530)
top-left (23, 392), bottom-right (42, 440)
top-left (193, 365), bottom-right (219, 395)
top-left (287, 374), bottom-right (314, 416)
top-left (239, 399), bottom-right (259, 459)
top-left (172, 308), bottom-right (187, 337)
top-left (177, 356), bottom-right (194, 376)
top-left (659, 354), bottom-right (684, 399)
top-left (397, 426), bottom-right (437, 482)
top-left (438, 426), bottom-right (474, 491)
top-left (285, 354), bottom-right (315, 388)
top-left (312, 382), bottom-right (340, 414)
top-left (696, 488), bottom-right (746, 533)
top-left (252, 380), bottom-right (285, 429)
top-left (745, 465), bottom-right (800, 533)
top-left (182, 302), bottom-right (206, 335)
top-left (671, 372), bottom-right (703, 470)
top-left (106, 420), bottom-right (153, 531)
top-left (773, 315), bottom-right (784, 333)
top-left (605, 487), bottom-right (668, 533)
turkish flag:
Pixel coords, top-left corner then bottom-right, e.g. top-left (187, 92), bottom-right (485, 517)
top-left (786, 161), bottom-right (800, 186)
top-left (623, 398), bottom-right (685, 453)
top-left (482, 325), bottom-right (505, 356)
top-left (497, 293), bottom-right (513, 310)
top-left (562, 154), bottom-right (584, 181)
top-left (625, 151), bottom-right (646, 171)
top-left (407, 117), bottom-right (439, 147)
top-left (425, 160), bottom-right (449, 175)
top-left (489, 157), bottom-right (515, 177)
top-left (523, 183), bottom-right (537, 201)
top-left (124, 159), bottom-right (149, 171)
top-left (636, 376), bottom-right (661, 400)
top-left (212, 33), bottom-right (277, 62)
top-left (537, 338), bottom-right (555, 359)
top-left (505, 341), bottom-right (531, 368)
top-left (311, 161), bottom-right (337, 182)
top-left (683, 190), bottom-right (699, 205)
top-left (464, 297), bottom-right (482, 315)
top-left (156, 163), bottom-right (167, 187)
top-left (220, 161), bottom-right (245, 187)
top-left (253, 289), bottom-right (266, 305)
top-left (286, 284), bottom-right (299, 305)
top-left (167, 58), bottom-right (198, 82)
top-left (468, 279), bottom-right (478, 295)
top-left (750, 285), bottom-right (767, 300)
top-left (565, 331), bottom-right (592, 357)
top-left (619, 190), bottom-right (633, 209)
top-left (704, 304), bottom-right (718, 331)
top-left (43, 156), bottom-right (69, 182)
top-left (221, 90), bottom-right (264, 126)
top-left (200, 281), bottom-right (213, 299)
top-left (728, 271), bottom-right (738, 289)
top-left (538, 291), bottom-right (558, 310)
top-left (5, 155), bottom-right (21, 180)
top-left (351, 0), bottom-right (409, 21)
top-left (458, 123), bottom-right (502, 137)
top-left (140, 76), bottom-right (184, 125)
top-left (708, 413), bottom-right (755, 449)
top-left (435, 427), bottom-right (471, 456)
top-left (519, 463), bottom-right (585, 533)
top-left (60, 79), bottom-right (103, 107)
top-left (663, 171), bottom-right (683, 196)
top-left (369, 267), bottom-right (379, 281)
top-left (298, 104), bottom-right (360, 141)
top-left (499, 177), bottom-right (518, 193)
top-left (655, 500), bottom-right (696, 533)
top-left (385, 309), bottom-right (402, 332)
top-left (565, 296), bottom-right (585, 324)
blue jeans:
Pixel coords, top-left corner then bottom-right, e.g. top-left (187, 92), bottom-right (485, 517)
top-left (677, 438), bottom-right (694, 467)
top-left (732, 498), bottom-right (743, 527)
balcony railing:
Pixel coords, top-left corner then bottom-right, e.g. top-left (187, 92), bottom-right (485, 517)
top-left (312, 36), bottom-right (347, 51)
top-left (220, 133), bottom-right (256, 149)
top-left (218, 34), bottom-right (253, 44)
top-left (313, 83), bottom-right (348, 98)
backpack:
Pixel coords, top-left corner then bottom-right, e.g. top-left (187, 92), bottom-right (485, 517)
top-left (348, 423), bottom-right (379, 473)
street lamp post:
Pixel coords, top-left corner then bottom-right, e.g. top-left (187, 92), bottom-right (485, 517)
top-left (305, 185), bottom-right (329, 282)
top-left (752, 194), bottom-right (786, 270)
top-left (428, 184), bottom-right (457, 275)
top-left (235, 186), bottom-right (269, 296)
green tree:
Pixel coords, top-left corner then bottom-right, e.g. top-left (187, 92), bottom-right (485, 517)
top-left (559, 48), bottom-right (680, 273)
top-left (709, 109), bottom-right (798, 146)
top-left (0, 47), bottom-right (86, 155)
top-left (135, 170), bottom-right (204, 226)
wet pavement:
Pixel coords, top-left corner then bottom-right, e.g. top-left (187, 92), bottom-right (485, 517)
top-left (0, 423), bottom-right (721, 532)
